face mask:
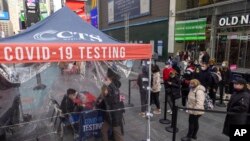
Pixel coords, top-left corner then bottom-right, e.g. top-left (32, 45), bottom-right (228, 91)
top-left (166, 65), bottom-right (170, 68)
top-left (189, 85), bottom-right (195, 89)
top-left (222, 63), bottom-right (226, 67)
top-left (104, 80), bottom-right (111, 86)
top-left (201, 66), bottom-right (206, 70)
top-left (170, 75), bottom-right (175, 78)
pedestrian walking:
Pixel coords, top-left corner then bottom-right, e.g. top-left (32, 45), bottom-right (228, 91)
top-left (151, 64), bottom-right (161, 114)
top-left (181, 79), bottom-right (206, 141)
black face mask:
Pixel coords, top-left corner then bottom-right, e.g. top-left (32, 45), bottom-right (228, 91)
top-left (234, 87), bottom-right (244, 92)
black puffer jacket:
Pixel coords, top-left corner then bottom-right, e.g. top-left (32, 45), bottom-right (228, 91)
top-left (105, 82), bottom-right (124, 127)
top-left (166, 76), bottom-right (181, 99)
top-left (60, 95), bottom-right (76, 114)
top-left (194, 68), bottom-right (213, 91)
top-left (223, 90), bottom-right (250, 136)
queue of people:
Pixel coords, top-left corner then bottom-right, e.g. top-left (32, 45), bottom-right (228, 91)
top-left (137, 51), bottom-right (250, 141)
top-left (57, 51), bottom-right (250, 141)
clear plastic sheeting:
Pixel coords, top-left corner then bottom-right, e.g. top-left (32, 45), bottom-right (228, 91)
top-left (0, 63), bottom-right (50, 84)
top-left (0, 60), bottom-right (152, 141)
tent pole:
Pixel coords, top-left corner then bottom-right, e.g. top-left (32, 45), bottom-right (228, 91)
top-left (146, 59), bottom-right (152, 141)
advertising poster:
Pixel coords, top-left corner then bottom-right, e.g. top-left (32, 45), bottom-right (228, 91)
top-left (108, 0), bottom-right (150, 23)
top-left (25, 0), bottom-right (40, 27)
top-left (0, 0), bottom-right (9, 20)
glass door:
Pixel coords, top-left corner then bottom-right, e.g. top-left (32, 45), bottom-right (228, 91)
top-left (246, 35), bottom-right (250, 68)
top-left (228, 34), bottom-right (240, 65)
top-left (215, 34), bottom-right (227, 63)
top-left (238, 35), bottom-right (248, 68)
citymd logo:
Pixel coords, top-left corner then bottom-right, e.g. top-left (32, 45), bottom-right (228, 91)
top-left (33, 30), bottom-right (103, 42)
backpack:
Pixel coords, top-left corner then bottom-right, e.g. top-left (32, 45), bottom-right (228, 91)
top-left (211, 72), bottom-right (220, 84)
top-left (195, 90), bottom-right (214, 110)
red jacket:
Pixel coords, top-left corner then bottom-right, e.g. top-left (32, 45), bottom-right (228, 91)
top-left (163, 67), bottom-right (174, 81)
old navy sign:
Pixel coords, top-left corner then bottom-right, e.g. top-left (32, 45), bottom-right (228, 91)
top-left (219, 15), bottom-right (250, 27)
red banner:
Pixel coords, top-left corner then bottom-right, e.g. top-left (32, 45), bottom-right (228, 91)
top-left (0, 43), bottom-right (152, 63)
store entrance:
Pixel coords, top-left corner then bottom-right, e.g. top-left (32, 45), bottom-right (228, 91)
top-left (216, 33), bottom-right (250, 68)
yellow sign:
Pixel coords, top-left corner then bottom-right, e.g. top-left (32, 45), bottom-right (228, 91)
top-left (91, 0), bottom-right (97, 9)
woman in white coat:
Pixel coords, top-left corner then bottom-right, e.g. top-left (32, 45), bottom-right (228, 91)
top-left (181, 79), bottom-right (205, 141)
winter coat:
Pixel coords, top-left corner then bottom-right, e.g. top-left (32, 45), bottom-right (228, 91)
top-left (220, 68), bottom-right (232, 85)
top-left (165, 76), bottom-right (181, 99)
top-left (152, 72), bottom-right (161, 93)
top-left (187, 85), bottom-right (206, 115)
top-left (60, 95), bottom-right (76, 114)
top-left (223, 90), bottom-right (250, 136)
top-left (194, 68), bottom-right (213, 91)
top-left (181, 69), bottom-right (194, 92)
top-left (105, 82), bottom-right (124, 127)
top-left (163, 67), bottom-right (174, 81)
top-left (137, 71), bottom-right (149, 94)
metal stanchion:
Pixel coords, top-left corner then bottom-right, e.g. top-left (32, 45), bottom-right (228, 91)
top-left (172, 106), bottom-right (178, 141)
top-left (165, 97), bottom-right (179, 133)
top-left (33, 73), bottom-right (46, 90)
top-left (159, 87), bottom-right (171, 124)
top-left (126, 79), bottom-right (134, 107)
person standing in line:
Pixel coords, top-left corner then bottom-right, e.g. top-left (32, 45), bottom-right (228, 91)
top-left (165, 71), bottom-right (181, 114)
top-left (181, 79), bottom-right (206, 141)
top-left (223, 78), bottom-right (250, 137)
top-left (137, 66), bottom-right (149, 117)
top-left (194, 63), bottom-right (213, 92)
top-left (181, 67), bottom-right (194, 107)
top-left (219, 61), bottom-right (232, 105)
top-left (210, 66), bottom-right (222, 105)
top-left (101, 69), bottom-right (124, 141)
top-left (151, 64), bottom-right (162, 114)
top-left (163, 62), bottom-right (174, 113)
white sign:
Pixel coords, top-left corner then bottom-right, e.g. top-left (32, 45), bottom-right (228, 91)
top-left (219, 15), bottom-right (250, 27)
top-left (33, 30), bottom-right (103, 42)
top-left (108, 1), bottom-right (114, 23)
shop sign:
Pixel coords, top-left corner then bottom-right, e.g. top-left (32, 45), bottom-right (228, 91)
top-left (175, 18), bottom-right (207, 41)
top-left (219, 15), bottom-right (250, 27)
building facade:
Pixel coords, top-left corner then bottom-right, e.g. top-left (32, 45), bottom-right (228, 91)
top-left (172, 0), bottom-right (250, 68)
top-left (98, 0), bottom-right (169, 59)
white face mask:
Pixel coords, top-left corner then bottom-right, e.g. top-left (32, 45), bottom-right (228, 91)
top-left (201, 66), bottom-right (206, 70)
top-left (222, 63), bottom-right (226, 67)
top-left (166, 65), bottom-right (170, 68)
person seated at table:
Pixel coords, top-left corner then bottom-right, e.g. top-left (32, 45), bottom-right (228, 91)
top-left (60, 88), bottom-right (77, 116)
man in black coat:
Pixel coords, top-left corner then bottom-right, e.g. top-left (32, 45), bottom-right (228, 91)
top-left (223, 78), bottom-right (250, 137)
top-left (60, 88), bottom-right (77, 115)
top-left (101, 68), bottom-right (124, 141)
top-left (194, 63), bottom-right (213, 92)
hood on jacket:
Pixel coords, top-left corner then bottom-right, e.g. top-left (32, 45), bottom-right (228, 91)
top-left (195, 85), bottom-right (206, 92)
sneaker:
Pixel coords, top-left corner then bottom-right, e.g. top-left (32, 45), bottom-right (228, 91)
top-left (167, 110), bottom-right (172, 113)
top-left (153, 110), bottom-right (161, 115)
top-left (139, 112), bottom-right (145, 116)
top-left (169, 111), bottom-right (172, 115)
top-left (141, 113), bottom-right (146, 118)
